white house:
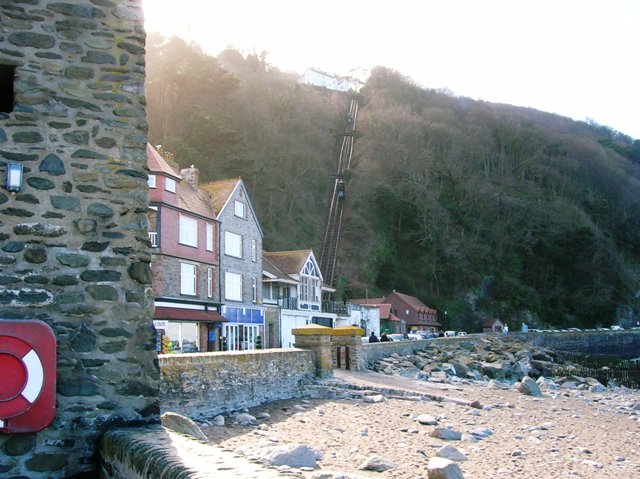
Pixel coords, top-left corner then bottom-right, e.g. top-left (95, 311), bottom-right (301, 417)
top-left (298, 68), bottom-right (363, 92)
top-left (262, 249), bottom-right (337, 348)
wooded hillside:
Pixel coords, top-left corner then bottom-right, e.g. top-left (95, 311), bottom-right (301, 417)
top-left (146, 34), bottom-right (640, 331)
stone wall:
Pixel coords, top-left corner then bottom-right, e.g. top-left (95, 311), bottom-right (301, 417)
top-left (0, 1), bottom-right (158, 477)
top-left (159, 349), bottom-right (316, 419)
top-left (361, 339), bottom-right (434, 367)
top-left (509, 330), bottom-right (640, 358)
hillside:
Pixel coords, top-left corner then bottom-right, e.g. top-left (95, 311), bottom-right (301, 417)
top-left (145, 35), bottom-right (640, 331)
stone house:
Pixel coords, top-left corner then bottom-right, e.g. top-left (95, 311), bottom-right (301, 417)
top-left (262, 249), bottom-right (337, 348)
top-left (201, 178), bottom-right (264, 350)
top-left (146, 145), bottom-right (225, 353)
top-left (483, 318), bottom-right (505, 333)
top-left (381, 291), bottom-right (441, 333)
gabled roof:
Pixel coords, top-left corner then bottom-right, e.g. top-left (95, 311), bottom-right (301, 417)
top-left (176, 180), bottom-right (217, 219)
top-left (262, 255), bottom-right (299, 285)
top-left (146, 144), bottom-right (216, 220)
top-left (483, 318), bottom-right (504, 327)
top-left (385, 291), bottom-right (436, 313)
top-left (263, 250), bottom-right (313, 276)
top-left (146, 144), bottom-right (181, 180)
top-left (201, 178), bottom-right (239, 214)
top-left (200, 177), bottom-right (264, 237)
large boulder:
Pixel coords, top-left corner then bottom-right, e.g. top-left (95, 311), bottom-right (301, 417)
top-left (518, 376), bottom-right (543, 396)
top-left (161, 412), bottom-right (208, 442)
top-left (427, 457), bottom-right (465, 479)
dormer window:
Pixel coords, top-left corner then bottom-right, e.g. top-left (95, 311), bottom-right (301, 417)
top-left (165, 177), bottom-right (176, 193)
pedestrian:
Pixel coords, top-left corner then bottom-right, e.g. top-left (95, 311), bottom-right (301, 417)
top-left (369, 331), bottom-right (379, 343)
top-left (380, 332), bottom-right (391, 342)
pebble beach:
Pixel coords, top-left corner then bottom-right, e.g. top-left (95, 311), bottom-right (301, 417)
top-left (203, 369), bottom-right (640, 478)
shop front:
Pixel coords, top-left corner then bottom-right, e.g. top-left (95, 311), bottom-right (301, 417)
top-left (221, 306), bottom-right (265, 350)
top-left (154, 306), bottom-right (226, 353)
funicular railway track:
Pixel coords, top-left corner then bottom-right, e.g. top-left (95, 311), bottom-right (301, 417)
top-left (319, 99), bottom-right (358, 289)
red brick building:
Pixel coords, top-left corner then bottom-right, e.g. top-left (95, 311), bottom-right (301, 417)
top-left (382, 291), bottom-right (441, 333)
top-left (147, 144), bottom-right (225, 353)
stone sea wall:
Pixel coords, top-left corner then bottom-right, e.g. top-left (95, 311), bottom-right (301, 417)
top-left (0, 1), bottom-right (158, 477)
top-left (159, 349), bottom-right (316, 420)
top-left (509, 330), bottom-right (640, 358)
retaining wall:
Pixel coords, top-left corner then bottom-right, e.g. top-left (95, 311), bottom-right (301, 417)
top-left (509, 330), bottom-right (640, 358)
top-left (159, 348), bottom-right (316, 419)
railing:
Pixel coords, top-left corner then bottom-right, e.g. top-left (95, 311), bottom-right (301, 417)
top-left (148, 231), bottom-right (158, 247)
top-left (278, 297), bottom-right (298, 310)
top-left (322, 300), bottom-right (349, 315)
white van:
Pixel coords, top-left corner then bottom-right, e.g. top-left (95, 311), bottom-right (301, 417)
top-left (444, 331), bottom-right (456, 337)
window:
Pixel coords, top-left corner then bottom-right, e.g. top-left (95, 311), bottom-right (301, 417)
top-left (262, 282), bottom-right (276, 302)
top-left (252, 277), bottom-right (258, 303)
top-left (179, 215), bottom-right (198, 247)
top-left (165, 177), bottom-right (176, 193)
top-left (0, 65), bottom-right (15, 114)
top-left (224, 231), bottom-right (242, 258)
top-left (206, 223), bottom-right (214, 251)
top-left (251, 239), bottom-right (257, 262)
top-left (300, 259), bottom-right (320, 302)
top-left (225, 272), bottom-right (242, 301)
top-left (234, 200), bottom-right (245, 218)
top-left (180, 263), bottom-right (197, 296)
top-left (147, 174), bottom-right (156, 188)
top-left (207, 268), bottom-right (213, 298)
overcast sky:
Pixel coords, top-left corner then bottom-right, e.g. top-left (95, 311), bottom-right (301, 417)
top-left (143, 0), bottom-right (640, 139)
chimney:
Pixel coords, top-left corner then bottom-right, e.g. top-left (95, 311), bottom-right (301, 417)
top-left (180, 165), bottom-right (199, 189)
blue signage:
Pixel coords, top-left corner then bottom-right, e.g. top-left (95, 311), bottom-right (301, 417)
top-left (222, 306), bottom-right (264, 324)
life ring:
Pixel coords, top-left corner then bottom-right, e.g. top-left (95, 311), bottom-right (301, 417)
top-left (0, 335), bottom-right (44, 419)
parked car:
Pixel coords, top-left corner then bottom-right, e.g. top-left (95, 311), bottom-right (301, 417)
top-left (611, 325), bottom-right (624, 331)
top-left (407, 333), bottom-right (422, 340)
top-left (456, 331), bottom-right (467, 336)
top-left (388, 334), bottom-right (405, 341)
top-left (444, 331), bottom-right (456, 337)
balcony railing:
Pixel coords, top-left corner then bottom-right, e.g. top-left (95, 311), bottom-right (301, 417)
top-left (148, 231), bottom-right (158, 247)
top-left (278, 297), bottom-right (298, 310)
top-left (322, 300), bottom-right (349, 315)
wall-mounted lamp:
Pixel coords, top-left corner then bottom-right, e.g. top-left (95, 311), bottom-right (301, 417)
top-left (6, 162), bottom-right (23, 192)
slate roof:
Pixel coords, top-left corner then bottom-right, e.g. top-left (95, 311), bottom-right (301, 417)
top-left (200, 178), bottom-right (241, 216)
top-left (146, 144), bottom-right (181, 179)
top-left (263, 250), bottom-right (312, 276)
top-left (385, 291), bottom-right (436, 313)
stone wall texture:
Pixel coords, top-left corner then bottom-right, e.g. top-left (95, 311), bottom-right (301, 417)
top-left (0, 1), bottom-right (159, 477)
top-left (159, 349), bottom-right (316, 419)
top-left (509, 330), bottom-right (640, 358)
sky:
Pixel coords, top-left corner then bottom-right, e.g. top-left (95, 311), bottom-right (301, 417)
top-left (143, 0), bottom-right (640, 139)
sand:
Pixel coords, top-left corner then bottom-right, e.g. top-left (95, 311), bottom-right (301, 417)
top-left (203, 370), bottom-right (640, 478)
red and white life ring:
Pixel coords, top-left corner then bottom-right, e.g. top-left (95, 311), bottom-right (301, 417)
top-left (0, 335), bottom-right (45, 419)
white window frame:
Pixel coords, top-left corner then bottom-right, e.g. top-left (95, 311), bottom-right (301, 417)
top-left (206, 223), bottom-right (214, 251)
top-left (179, 215), bottom-right (198, 247)
top-left (207, 267), bottom-right (213, 298)
top-left (224, 231), bottom-right (243, 258)
top-left (252, 277), bottom-right (257, 303)
top-left (148, 174), bottom-right (156, 188)
top-left (251, 239), bottom-right (257, 262)
top-left (180, 263), bottom-right (197, 296)
top-left (300, 260), bottom-right (320, 302)
top-left (234, 200), bottom-right (245, 218)
top-left (165, 177), bottom-right (176, 193)
top-left (225, 272), bottom-right (243, 301)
